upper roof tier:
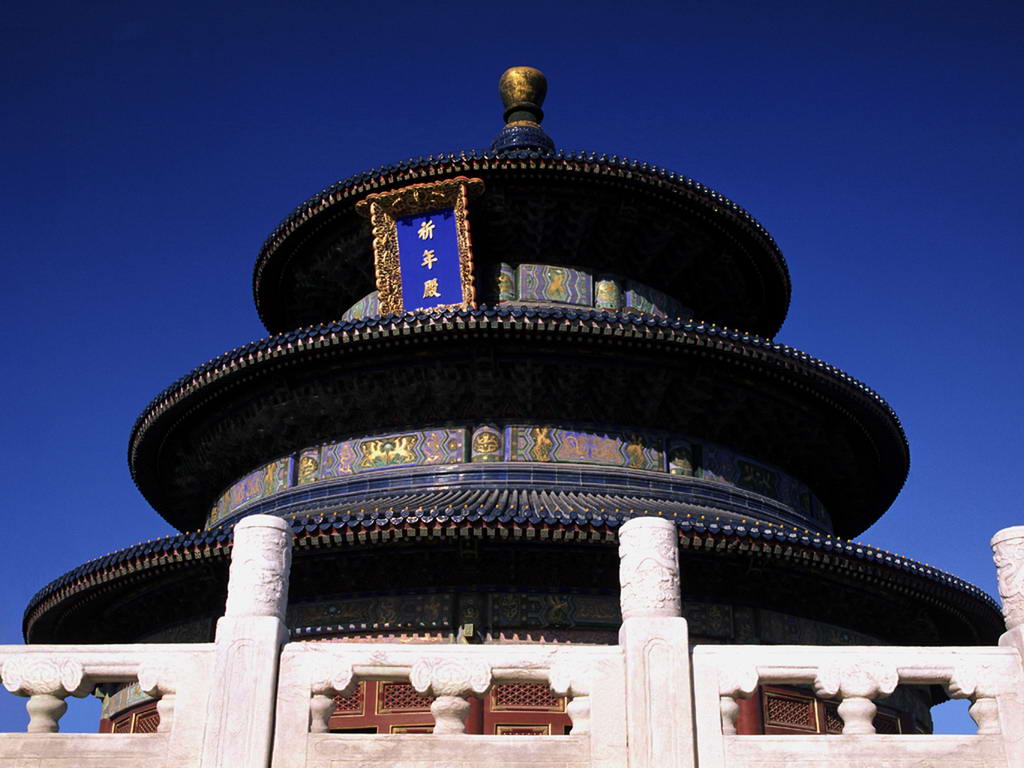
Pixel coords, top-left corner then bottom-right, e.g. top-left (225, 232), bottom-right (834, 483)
top-left (252, 68), bottom-right (791, 338)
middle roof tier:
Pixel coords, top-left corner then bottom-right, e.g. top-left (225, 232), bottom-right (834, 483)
top-left (129, 306), bottom-right (908, 538)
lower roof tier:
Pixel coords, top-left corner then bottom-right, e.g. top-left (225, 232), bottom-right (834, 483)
top-left (130, 306), bottom-right (909, 538)
top-left (24, 511), bottom-right (999, 646)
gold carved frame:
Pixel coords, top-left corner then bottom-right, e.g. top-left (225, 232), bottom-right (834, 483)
top-left (356, 176), bottom-right (484, 314)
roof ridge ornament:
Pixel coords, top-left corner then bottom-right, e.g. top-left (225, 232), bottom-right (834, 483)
top-left (490, 66), bottom-right (555, 153)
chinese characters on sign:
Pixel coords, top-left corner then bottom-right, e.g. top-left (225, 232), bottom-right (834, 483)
top-left (359, 176), bottom-right (483, 314)
top-left (395, 209), bottom-right (464, 311)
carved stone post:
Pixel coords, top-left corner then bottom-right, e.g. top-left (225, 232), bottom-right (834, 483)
top-left (201, 514), bottom-right (292, 768)
top-left (992, 526), bottom-right (1024, 764)
top-left (619, 516), bottom-right (682, 620)
top-left (549, 655), bottom-right (592, 735)
top-left (309, 665), bottom-right (358, 734)
top-left (1, 655), bottom-right (89, 733)
top-left (717, 665), bottom-right (759, 735)
top-left (993, 527), bottom-right (1024, 635)
top-left (139, 665), bottom-right (177, 734)
top-left (410, 657), bottom-right (491, 734)
top-left (617, 516), bottom-right (694, 768)
top-left (814, 661), bottom-right (898, 734)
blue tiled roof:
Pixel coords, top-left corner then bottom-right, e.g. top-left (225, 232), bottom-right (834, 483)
top-left (130, 305), bottom-right (906, 468)
top-left (24, 498), bottom-right (998, 640)
top-left (254, 148), bottom-right (782, 273)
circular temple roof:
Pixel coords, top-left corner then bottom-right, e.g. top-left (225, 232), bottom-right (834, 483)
top-left (128, 306), bottom-right (908, 538)
top-left (251, 150), bottom-right (792, 338)
top-left (24, 512), bottom-right (1000, 647)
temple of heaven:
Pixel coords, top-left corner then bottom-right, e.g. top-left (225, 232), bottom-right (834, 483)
top-left (24, 66), bottom-right (1001, 736)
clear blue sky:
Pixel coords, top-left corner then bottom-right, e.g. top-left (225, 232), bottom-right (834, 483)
top-left (2, 0), bottom-right (1021, 733)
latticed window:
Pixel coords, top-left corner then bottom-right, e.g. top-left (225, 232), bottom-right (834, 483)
top-left (765, 692), bottom-right (817, 732)
top-left (872, 711), bottom-right (902, 734)
top-left (491, 682), bottom-right (564, 712)
top-left (332, 681), bottom-right (365, 715)
top-left (377, 682), bottom-right (433, 713)
top-left (823, 702), bottom-right (843, 734)
top-left (764, 687), bottom-right (904, 735)
top-left (109, 703), bottom-right (160, 734)
top-left (133, 709), bottom-right (160, 733)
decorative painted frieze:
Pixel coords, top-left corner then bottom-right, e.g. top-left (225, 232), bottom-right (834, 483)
top-left (207, 424), bottom-right (824, 530)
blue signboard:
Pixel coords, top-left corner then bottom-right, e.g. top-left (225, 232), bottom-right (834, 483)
top-left (360, 177), bottom-right (483, 314)
top-left (395, 209), bottom-right (463, 312)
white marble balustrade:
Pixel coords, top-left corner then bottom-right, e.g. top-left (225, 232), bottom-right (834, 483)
top-left (0, 643), bottom-right (214, 767)
top-left (692, 643), bottom-right (1024, 768)
top-left (0, 515), bottom-right (1021, 768)
top-left (271, 642), bottom-right (626, 768)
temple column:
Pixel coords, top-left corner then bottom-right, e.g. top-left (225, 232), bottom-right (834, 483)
top-left (992, 526), bottom-right (1024, 765)
top-left (200, 514), bottom-right (292, 768)
top-left (617, 516), bottom-right (694, 768)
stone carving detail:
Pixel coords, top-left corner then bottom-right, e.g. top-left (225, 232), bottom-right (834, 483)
top-left (409, 657), bottom-right (491, 698)
top-left (717, 663), bottom-right (759, 735)
top-left (549, 653), bottom-right (592, 735)
top-left (1, 655), bottom-right (87, 733)
top-left (410, 657), bottom-right (491, 734)
top-left (814, 661), bottom-right (898, 735)
top-left (303, 651), bottom-right (359, 734)
top-left (23, 695), bottom-right (66, 734)
top-left (948, 663), bottom-right (1005, 735)
top-left (138, 664), bottom-right (178, 734)
top-left (224, 515), bottom-right (293, 619)
top-left (618, 516), bottom-right (681, 619)
top-left (2, 655), bottom-right (85, 698)
top-left (992, 526), bottom-right (1024, 630)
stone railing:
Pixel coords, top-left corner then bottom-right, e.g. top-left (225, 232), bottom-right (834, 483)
top-left (271, 642), bottom-right (622, 768)
top-left (0, 643), bottom-right (212, 766)
top-left (0, 516), bottom-right (1023, 767)
top-left (0, 514), bottom-right (293, 768)
top-left (692, 644), bottom-right (1024, 767)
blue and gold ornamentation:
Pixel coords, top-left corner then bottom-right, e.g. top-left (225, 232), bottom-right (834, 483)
top-left (594, 276), bottom-right (623, 310)
top-left (220, 457), bottom-right (292, 517)
top-left (318, 429), bottom-right (466, 477)
top-left (208, 424), bottom-right (824, 530)
top-left (497, 263), bottom-right (516, 301)
top-left (101, 683), bottom-right (151, 720)
top-left (357, 177), bottom-right (484, 314)
top-left (668, 440), bottom-right (695, 476)
top-left (341, 291), bottom-right (380, 321)
top-left (344, 260), bottom-right (695, 321)
top-left (517, 264), bottom-right (592, 305)
top-left (511, 426), bottom-right (662, 471)
top-left (624, 283), bottom-right (681, 318)
top-left (471, 425), bottom-right (503, 462)
top-left (208, 495), bottom-right (229, 525)
top-left (296, 448), bottom-right (320, 485)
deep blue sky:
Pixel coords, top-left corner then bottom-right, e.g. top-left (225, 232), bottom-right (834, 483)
top-left (2, 0), bottom-right (1021, 733)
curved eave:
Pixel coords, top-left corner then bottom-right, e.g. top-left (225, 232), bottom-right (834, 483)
top-left (128, 306), bottom-right (909, 536)
top-left (24, 512), bottom-right (1000, 644)
top-left (251, 149), bottom-right (791, 338)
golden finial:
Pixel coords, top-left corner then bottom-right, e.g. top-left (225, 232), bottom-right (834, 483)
top-left (498, 66), bottom-right (548, 126)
